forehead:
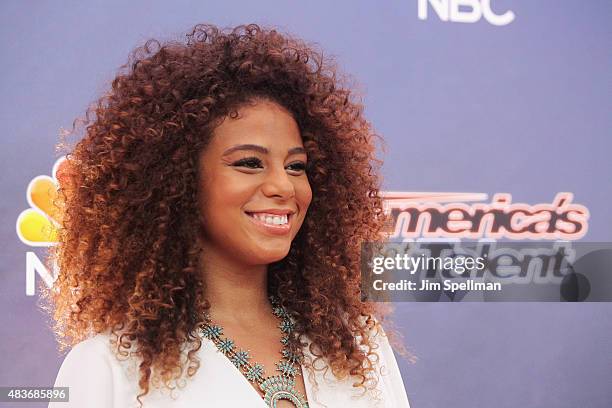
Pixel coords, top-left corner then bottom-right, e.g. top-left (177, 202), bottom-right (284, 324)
top-left (209, 100), bottom-right (303, 150)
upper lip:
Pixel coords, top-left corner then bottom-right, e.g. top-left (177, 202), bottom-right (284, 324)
top-left (245, 209), bottom-right (296, 215)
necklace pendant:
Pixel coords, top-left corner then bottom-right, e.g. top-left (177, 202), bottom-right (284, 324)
top-left (260, 375), bottom-right (309, 408)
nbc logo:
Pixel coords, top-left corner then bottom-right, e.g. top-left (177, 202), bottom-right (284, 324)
top-left (16, 157), bottom-right (67, 295)
top-left (417, 0), bottom-right (516, 26)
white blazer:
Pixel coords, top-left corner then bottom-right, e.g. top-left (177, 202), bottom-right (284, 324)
top-left (49, 328), bottom-right (410, 408)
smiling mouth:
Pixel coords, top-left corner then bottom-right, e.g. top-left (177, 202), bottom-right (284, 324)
top-left (244, 211), bottom-right (295, 235)
top-left (245, 212), bottom-right (292, 226)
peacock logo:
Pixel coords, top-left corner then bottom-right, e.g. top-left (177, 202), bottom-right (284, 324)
top-left (16, 157), bottom-right (68, 247)
top-left (16, 157), bottom-right (71, 295)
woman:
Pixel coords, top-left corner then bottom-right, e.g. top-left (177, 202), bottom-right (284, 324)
top-left (45, 23), bottom-right (411, 408)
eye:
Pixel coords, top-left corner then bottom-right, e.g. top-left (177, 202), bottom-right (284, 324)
top-left (232, 157), bottom-right (263, 169)
top-left (286, 161), bottom-right (307, 174)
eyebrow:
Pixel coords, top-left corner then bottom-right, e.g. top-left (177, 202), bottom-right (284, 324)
top-left (222, 144), bottom-right (306, 156)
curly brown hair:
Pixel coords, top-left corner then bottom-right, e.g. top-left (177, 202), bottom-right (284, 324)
top-left (43, 23), bottom-right (408, 405)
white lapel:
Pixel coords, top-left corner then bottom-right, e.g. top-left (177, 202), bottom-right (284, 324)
top-left (196, 337), bottom-right (270, 407)
top-left (197, 333), bottom-right (392, 408)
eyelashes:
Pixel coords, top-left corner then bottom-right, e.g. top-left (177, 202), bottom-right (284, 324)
top-left (231, 157), bottom-right (307, 173)
top-left (288, 162), bottom-right (307, 172)
top-left (233, 157), bottom-right (263, 168)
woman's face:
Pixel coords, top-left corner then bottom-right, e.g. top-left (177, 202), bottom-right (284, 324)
top-left (197, 99), bottom-right (312, 265)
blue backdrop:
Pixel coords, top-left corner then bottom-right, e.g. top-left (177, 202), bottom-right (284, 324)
top-left (1, 1), bottom-right (610, 407)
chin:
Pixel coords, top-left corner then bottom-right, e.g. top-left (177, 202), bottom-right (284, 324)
top-left (253, 245), bottom-right (291, 263)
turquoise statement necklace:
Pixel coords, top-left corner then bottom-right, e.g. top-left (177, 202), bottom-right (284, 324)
top-left (200, 295), bottom-right (309, 408)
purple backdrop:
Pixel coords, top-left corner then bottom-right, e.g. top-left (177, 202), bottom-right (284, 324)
top-left (1, 1), bottom-right (611, 407)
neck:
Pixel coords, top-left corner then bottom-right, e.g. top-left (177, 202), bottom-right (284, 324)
top-left (198, 245), bottom-right (273, 324)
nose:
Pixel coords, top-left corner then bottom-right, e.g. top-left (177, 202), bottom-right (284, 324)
top-left (261, 163), bottom-right (295, 199)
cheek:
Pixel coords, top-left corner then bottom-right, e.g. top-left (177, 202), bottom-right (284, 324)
top-left (199, 174), bottom-right (246, 224)
top-left (204, 182), bottom-right (249, 216)
top-left (296, 178), bottom-right (313, 210)
top-left (199, 181), bottom-right (251, 244)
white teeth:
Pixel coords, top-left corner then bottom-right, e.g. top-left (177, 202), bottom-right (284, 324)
top-left (250, 213), bottom-right (289, 225)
